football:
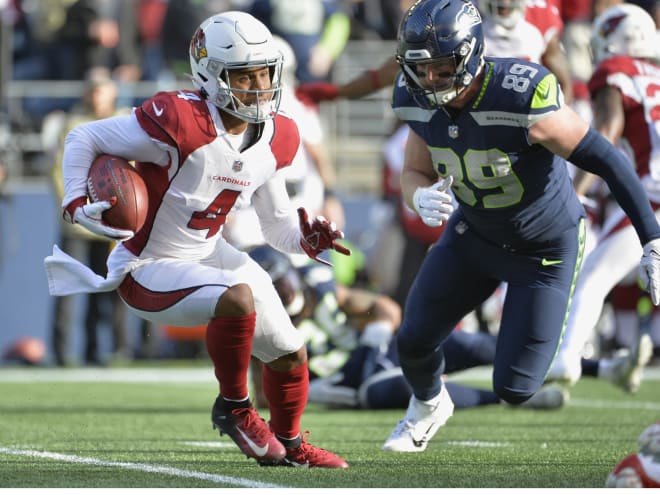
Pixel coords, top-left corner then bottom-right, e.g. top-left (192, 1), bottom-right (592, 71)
top-left (87, 154), bottom-right (148, 233)
top-left (606, 453), bottom-right (660, 488)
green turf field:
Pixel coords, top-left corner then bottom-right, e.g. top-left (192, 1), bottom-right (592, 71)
top-left (0, 366), bottom-right (658, 488)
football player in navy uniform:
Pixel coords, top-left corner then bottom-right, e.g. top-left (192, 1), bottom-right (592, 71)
top-left (382, 0), bottom-right (660, 452)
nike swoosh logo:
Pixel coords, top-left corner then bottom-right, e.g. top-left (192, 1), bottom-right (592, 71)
top-left (152, 101), bottom-right (164, 117)
top-left (541, 258), bottom-right (563, 266)
top-left (542, 84), bottom-right (551, 100)
top-left (236, 426), bottom-right (269, 457)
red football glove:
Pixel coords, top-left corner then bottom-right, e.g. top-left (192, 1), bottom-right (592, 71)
top-left (295, 82), bottom-right (340, 105)
top-left (298, 207), bottom-right (351, 266)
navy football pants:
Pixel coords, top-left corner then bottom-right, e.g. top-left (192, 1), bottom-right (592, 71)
top-left (397, 215), bottom-right (585, 404)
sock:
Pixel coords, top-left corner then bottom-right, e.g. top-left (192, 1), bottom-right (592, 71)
top-left (205, 312), bottom-right (256, 400)
top-left (263, 361), bottom-right (308, 440)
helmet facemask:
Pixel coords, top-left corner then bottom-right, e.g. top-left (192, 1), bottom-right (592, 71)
top-left (189, 12), bottom-right (284, 123)
top-left (203, 58), bottom-right (283, 123)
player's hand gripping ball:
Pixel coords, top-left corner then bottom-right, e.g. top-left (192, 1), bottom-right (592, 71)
top-left (87, 154), bottom-right (148, 233)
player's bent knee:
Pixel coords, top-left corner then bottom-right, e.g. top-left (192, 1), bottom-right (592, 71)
top-left (214, 283), bottom-right (255, 317)
top-left (494, 383), bottom-right (534, 405)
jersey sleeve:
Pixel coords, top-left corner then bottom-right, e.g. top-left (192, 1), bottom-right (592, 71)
top-left (135, 91), bottom-right (216, 164)
top-left (588, 56), bottom-right (637, 99)
top-left (527, 68), bottom-right (564, 125)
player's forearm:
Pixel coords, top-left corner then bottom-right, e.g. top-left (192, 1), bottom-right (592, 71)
top-left (337, 58), bottom-right (400, 99)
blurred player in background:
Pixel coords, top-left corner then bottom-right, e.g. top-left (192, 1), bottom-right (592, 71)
top-left (546, 3), bottom-right (660, 388)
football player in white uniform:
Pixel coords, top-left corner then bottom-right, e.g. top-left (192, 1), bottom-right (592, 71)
top-left (479, 0), bottom-right (573, 103)
top-left (44, 11), bottom-right (350, 469)
top-left (546, 4), bottom-right (660, 388)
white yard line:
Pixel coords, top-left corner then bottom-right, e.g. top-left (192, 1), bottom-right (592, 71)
top-left (0, 447), bottom-right (286, 488)
top-left (0, 368), bottom-right (214, 383)
top-left (4, 365), bottom-right (660, 383)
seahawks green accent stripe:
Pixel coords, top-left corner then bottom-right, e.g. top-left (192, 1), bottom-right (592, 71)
top-left (546, 217), bottom-right (586, 380)
top-left (393, 105), bottom-right (436, 122)
top-left (472, 61), bottom-right (493, 109)
top-left (531, 73), bottom-right (559, 110)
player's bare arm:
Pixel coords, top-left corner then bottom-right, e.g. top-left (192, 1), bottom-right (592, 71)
top-left (528, 104), bottom-right (590, 159)
top-left (400, 128), bottom-right (438, 211)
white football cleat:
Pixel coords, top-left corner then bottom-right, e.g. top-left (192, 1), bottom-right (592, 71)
top-left (517, 384), bottom-right (569, 410)
top-left (602, 333), bottom-right (654, 393)
top-left (382, 385), bottom-right (454, 452)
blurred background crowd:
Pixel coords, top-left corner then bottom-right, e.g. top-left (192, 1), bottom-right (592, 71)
top-left (0, 0), bottom-right (659, 368)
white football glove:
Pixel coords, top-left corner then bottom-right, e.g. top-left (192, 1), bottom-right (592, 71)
top-left (71, 200), bottom-right (134, 241)
top-left (412, 176), bottom-right (454, 227)
top-left (639, 238), bottom-right (660, 305)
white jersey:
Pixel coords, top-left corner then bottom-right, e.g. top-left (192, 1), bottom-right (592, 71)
top-left (46, 89), bottom-right (308, 361)
top-left (482, 17), bottom-right (546, 63)
top-left (56, 89), bottom-right (305, 273)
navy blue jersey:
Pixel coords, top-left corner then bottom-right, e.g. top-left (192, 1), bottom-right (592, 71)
top-left (392, 57), bottom-right (584, 249)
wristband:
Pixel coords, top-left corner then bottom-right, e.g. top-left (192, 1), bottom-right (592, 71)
top-left (63, 196), bottom-right (87, 223)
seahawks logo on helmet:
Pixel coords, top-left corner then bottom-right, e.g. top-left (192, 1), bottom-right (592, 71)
top-left (190, 27), bottom-right (207, 63)
top-left (456, 2), bottom-right (481, 30)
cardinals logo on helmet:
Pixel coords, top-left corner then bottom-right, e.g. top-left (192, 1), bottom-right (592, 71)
top-left (599, 13), bottom-right (626, 38)
top-left (190, 27), bottom-right (208, 63)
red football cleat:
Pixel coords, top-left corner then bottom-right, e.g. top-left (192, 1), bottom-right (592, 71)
top-left (212, 399), bottom-right (285, 463)
top-left (262, 431), bottom-right (349, 469)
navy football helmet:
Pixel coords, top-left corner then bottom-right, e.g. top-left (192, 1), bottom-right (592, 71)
top-left (397, 0), bottom-right (485, 107)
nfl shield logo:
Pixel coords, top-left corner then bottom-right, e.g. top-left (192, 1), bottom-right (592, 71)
top-left (232, 160), bottom-right (243, 172)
